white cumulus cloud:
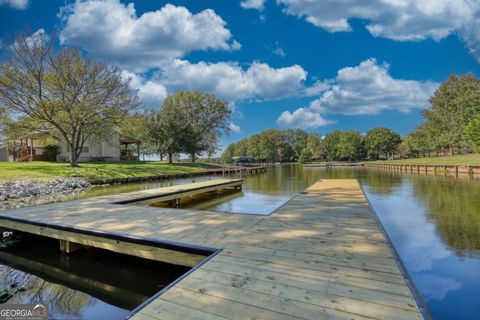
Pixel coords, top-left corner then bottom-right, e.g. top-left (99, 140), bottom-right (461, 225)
top-left (121, 71), bottom-right (168, 108)
top-left (277, 58), bottom-right (438, 128)
top-left (122, 59), bottom-right (308, 107)
top-left (277, 0), bottom-right (480, 61)
top-left (228, 122), bottom-right (241, 133)
top-left (240, 0), bottom-right (265, 11)
top-left (0, 0), bottom-right (28, 9)
top-left (277, 107), bottom-right (333, 129)
top-left (155, 59), bottom-right (308, 102)
top-left (309, 58), bottom-right (438, 115)
top-left (59, 0), bottom-right (240, 72)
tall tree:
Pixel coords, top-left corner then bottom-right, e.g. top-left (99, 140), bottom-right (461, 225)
top-left (363, 127), bottom-right (401, 160)
top-left (151, 99), bottom-right (188, 163)
top-left (404, 124), bottom-right (434, 157)
top-left (322, 130), bottom-right (341, 161)
top-left (0, 33), bottom-right (138, 166)
top-left (305, 133), bottom-right (323, 160)
top-left (337, 130), bottom-right (363, 161)
top-left (285, 129), bottom-right (308, 161)
top-left (166, 91), bottom-right (231, 162)
top-left (423, 74), bottom-right (480, 153)
top-left (465, 115), bottom-right (480, 152)
top-left (221, 143), bottom-right (236, 163)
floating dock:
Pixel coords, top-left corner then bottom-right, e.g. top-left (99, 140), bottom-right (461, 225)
top-left (0, 179), bottom-right (424, 319)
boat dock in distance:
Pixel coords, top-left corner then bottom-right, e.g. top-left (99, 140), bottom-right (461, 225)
top-left (0, 178), bottom-right (425, 319)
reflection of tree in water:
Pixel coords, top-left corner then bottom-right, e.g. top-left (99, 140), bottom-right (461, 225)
top-left (357, 170), bottom-right (403, 195)
top-left (0, 266), bottom-right (93, 319)
top-left (245, 165), bottom-right (325, 194)
top-left (412, 177), bottom-right (480, 257)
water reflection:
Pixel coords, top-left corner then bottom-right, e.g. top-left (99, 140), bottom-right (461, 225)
top-left (0, 235), bottom-right (189, 320)
top-left (412, 178), bottom-right (480, 255)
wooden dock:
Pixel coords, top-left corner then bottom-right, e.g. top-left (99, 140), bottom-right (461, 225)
top-left (364, 162), bottom-right (480, 180)
top-left (0, 179), bottom-right (424, 319)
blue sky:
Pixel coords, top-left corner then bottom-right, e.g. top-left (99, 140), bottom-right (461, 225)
top-left (1, 0), bottom-right (480, 150)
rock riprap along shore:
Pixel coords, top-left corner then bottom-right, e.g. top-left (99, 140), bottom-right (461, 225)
top-left (0, 178), bottom-right (91, 209)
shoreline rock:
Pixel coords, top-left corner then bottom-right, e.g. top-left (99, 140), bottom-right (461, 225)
top-left (0, 178), bottom-right (91, 209)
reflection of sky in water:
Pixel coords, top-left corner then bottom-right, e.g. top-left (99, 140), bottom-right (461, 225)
top-left (363, 180), bottom-right (480, 320)
top-left (204, 191), bottom-right (292, 215)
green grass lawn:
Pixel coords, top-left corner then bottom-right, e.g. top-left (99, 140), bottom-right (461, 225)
top-left (368, 154), bottom-right (480, 166)
top-left (0, 161), bottom-right (222, 183)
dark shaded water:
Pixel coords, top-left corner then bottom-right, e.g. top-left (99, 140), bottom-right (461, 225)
top-left (85, 165), bottom-right (480, 319)
top-left (2, 165), bottom-right (479, 319)
top-left (0, 235), bottom-right (189, 320)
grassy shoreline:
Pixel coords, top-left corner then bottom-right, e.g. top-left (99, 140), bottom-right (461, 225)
top-left (367, 154), bottom-right (480, 166)
top-left (0, 161), bottom-right (221, 183)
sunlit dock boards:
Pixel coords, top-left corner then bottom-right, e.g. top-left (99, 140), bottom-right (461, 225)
top-left (0, 179), bottom-right (424, 319)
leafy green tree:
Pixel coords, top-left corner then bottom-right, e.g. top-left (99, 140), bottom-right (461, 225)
top-left (221, 143), bottom-right (236, 163)
top-left (234, 140), bottom-right (248, 157)
top-left (165, 91), bottom-right (231, 162)
top-left (423, 74), bottom-right (480, 153)
top-left (322, 130), bottom-right (341, 161)
top-left (257, 129), bottom-right (281, 162)
top-left (465, 115), bottom-right (480, 152)
top-left (246, 135), bottom-right (262, 160)
top-left (119, 112), bottom-right (158, 160)
top-left (0, 33), bottom-right (138, 167)
top-left (363, 127), bottom-right (401, 160)
top-left (403, 124), bottom-right (434, 157)
top-left (298, 148), bottom-right (313, 163)
top-left (305, 133), bottom-right (323, 160)
top-left (285, 129), bottom-right (308, 161)
top-left (149, 99), bottom-right (188, 163)
top-left (337, 130), bottom-right (363, 161)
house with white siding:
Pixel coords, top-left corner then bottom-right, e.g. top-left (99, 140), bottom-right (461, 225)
top-left (1, 131), bottom-right (140, 162)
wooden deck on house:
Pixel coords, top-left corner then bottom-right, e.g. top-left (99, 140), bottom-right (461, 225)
top-left (0, 179), bottom-right (424, 320)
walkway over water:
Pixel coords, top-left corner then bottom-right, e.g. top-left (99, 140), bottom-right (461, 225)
top-left (0, 179), bottom-right (423, 319)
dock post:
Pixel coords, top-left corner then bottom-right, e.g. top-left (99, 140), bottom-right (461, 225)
top-left (59, 240), bottom-right (84, 254)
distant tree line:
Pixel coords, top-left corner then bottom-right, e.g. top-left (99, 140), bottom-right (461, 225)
top-left (221, 127), bottom-right (401, 163)
top-left (221, 129), bottom-right (323, 163)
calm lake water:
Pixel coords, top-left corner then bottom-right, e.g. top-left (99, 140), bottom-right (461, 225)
top-left (2, 164), bottom-right (479, 319)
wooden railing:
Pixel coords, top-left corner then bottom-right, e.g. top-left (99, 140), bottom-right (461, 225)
top-left (15, 147), bottom-right (33, 162)
top-left (364, 163), bottom-right (480, 179)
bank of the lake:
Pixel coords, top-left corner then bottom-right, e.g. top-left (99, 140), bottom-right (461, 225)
top-left (368, 154), bottom-right (480, 165)
top-left (0, 161), bottom-right (222, 183)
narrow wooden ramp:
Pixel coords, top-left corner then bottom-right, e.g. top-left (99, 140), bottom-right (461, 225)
top-left (132, 179), bottom-right (423, 320)
top-left (0, 179), bottom-right (423, 319)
